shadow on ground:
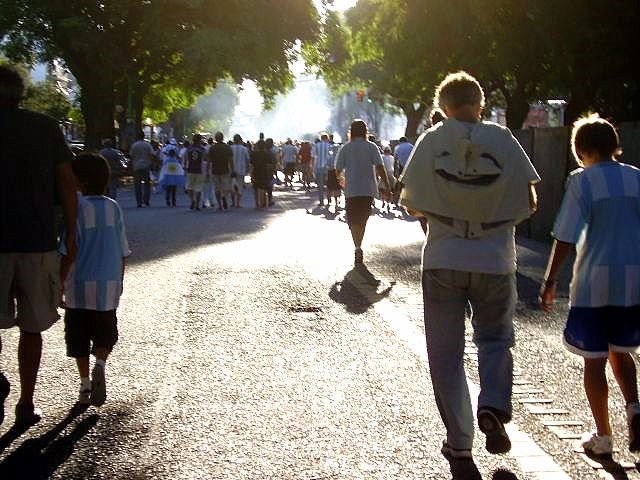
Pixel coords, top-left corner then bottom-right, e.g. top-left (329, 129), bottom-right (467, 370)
top-left (329, 265), bottom-right (394, 314)
top-left (0, 405), bottom-right (98, 479)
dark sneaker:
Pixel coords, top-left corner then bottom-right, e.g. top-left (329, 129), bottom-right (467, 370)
top-left (0, 372), bottom-right (9, 426)
top-left (222, 197), bottom-right (228, 209)
top-left (441, 441), bottom-right (472, 459)
top-left (90, 364), bottom-right (106, 407)
top-left (478, 408), bottom-right (511, 454)
top-left (15, 402), bottom-right (42, 428)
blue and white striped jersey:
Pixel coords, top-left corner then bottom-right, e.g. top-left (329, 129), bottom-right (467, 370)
top-left (61, 195), bottom-right (132, 311)
top-left (553, 162), bottom-right (640, 307)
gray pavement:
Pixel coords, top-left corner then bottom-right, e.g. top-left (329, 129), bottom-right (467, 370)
top-left (0, 182), bottom-right (638, 479)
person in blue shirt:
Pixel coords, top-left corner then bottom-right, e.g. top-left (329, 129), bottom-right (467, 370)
top-left (60, 153), bottom-right (132, 407)
top-left (540, 114), bottom-right (640, 456)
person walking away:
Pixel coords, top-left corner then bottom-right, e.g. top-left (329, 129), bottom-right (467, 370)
top-left (335, 120), bottom-right (390, 265)
top-left (208, 132), bottom-right (234, 211)
top-left (129, 131), bottom-right (156, 207)
top-left (250, 140), bottom-right (272, 209)
top-left (298, 141), bottom-right (313, 190)
top-left (201, 137), bottom-right (216, 208)
top-left (400, 71), bottom-right (540, 461)
top-left (325, 142), bottom-right (341, 209)
top-left (60, 153), bottom-right (131, 406)
top-left (539, 114), bottom-right (640, 456)
top-left (281, 139), bottom-right (299, 188)
top-left (380, 146), bottom-right (396, 213)
top-left (99, 138), bottom-right (128, 200)
top-left (158, 139), bottom-right (185, 207)
top-left (313, 133), bottom-right (333, 207)
top-left (394, 136), bottom-right (414, 176)
top-left (0, 64), bottom-right (78, 426)
top-left (185, 134), bottom-right (208, 210)
top-left (230, 134), bottom-right (250, 207)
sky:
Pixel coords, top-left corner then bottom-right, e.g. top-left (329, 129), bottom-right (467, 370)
top-left (228, 0), bottom-right (360, 141)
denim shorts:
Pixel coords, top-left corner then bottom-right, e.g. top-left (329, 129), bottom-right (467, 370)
top-left (564, 305), bottom-right (640, 358)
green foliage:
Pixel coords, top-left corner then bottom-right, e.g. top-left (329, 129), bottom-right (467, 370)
top-left (0, 0), bottom-right (319, 145)
top-left (308, 0), bottom-right (640, 130)
top-left (22, 80), bottom-right (72, 121)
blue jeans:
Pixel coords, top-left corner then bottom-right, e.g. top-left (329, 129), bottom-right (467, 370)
top-left (134, 169), bottom-right (151, 206)
top-left (422, 269), bottom-right (516, 450)
top-left (315, 168), bottom-right (328, 204)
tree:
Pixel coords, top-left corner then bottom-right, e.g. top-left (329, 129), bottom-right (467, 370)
top-left (309, 0), bottom-right (640, 132)
top-left (22, 80), bottom-right (72, 121)
top-left (0, 0), bottom-right (319, 148)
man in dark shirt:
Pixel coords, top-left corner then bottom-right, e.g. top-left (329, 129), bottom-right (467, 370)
top-left (0, 64), bottom-right (77, 427)
top-left (99, 138), bottom-right (127, 199)
top-left (207, 132), bottom-right (234, 211)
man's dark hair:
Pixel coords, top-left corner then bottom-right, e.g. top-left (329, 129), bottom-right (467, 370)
top-left (102, 138), bottom-right (115, 148)
top-left (192, 133), bottom-right (202, 144)
top-left (399, 136), bottom-right (408, 143)
top-left (72, 153), bottom-right (110, 195)
top-left (350, 119), bottom-right (367, 139)
top-left (215, 131), bottom-right (224, 142)
top-left (233, 134), bottom-right (243, 144)
top-left (0, 64), bottom-right (25, 105)
top-left (136, 130), bottom-right (145, 140)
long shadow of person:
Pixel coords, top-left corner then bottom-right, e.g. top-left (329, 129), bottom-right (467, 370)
top-left (0, 404), bottom-right (99, 479)
top-left (446, 457), bottom-right (483, 480)
top-left (492, 468), bottom-right (519, 479)
top-left (329, 265), bottom-right (394, 314)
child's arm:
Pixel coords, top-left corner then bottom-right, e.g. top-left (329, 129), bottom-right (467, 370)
top-left (539, 240), bottom-right (574, 311)
top-left (121, 257), bottom-right (126, 295)
top-left (529, 183), bottom-right (538, 213)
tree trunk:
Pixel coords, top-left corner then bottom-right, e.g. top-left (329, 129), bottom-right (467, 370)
top-left (564, 85), bottom-right (592, 126)
top-left (80, 77), bottom-right (116, 150)
top-left (402, 104), bottom-right (427, 141)
top-left (504, 84), bottom-right (530, 130)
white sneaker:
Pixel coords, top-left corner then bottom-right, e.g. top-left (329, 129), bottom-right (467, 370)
top-left (78, 386), bottom-right (91, 405)
top-left (581, 432), bottom-right (613, 456)
top-left (626, 402), bottom-right (640, 451)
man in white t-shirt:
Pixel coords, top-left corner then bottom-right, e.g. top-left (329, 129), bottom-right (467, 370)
top-left (230, 134), bottom-right (250, 207)
top-left (313, 133), bottom-right (333, 206)
top-left (281, 139), bottom-right (299, 188)
top-left (400, 71), bottom-right (539, 461)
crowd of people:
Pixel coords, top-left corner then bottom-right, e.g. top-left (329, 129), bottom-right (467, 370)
top-left (1, 61), bottom-right (639, 476)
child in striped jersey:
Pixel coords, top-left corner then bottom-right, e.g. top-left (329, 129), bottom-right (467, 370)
top-left (60, 153), bottom-right (131, 407)
top-left (540, 114), bottom-right (640, 456)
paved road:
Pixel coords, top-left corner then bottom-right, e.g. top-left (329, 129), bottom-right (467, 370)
top-left (0, 182), bottom-right (638, 479)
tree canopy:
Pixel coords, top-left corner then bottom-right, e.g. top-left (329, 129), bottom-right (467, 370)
top-left (307, 0), bottom-right (640, 136)
top-left (0, 0), bottom-right (319, 148)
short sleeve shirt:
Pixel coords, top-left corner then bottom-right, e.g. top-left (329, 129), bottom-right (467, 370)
top-left (208, 142), bottom-right (233, 175)
top-left (335, 138), bottom-right (383, 198)
top-left (394, 142), bottom-right (414, 168)
top-left (60, 195), bottom-right (132, 311)
top-left (552, 162), bottom-right (640, 307)
top-left (0, 108), bottom-right (74, 252)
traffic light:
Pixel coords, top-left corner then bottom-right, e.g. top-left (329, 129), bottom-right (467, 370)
top-left (356, 90), bottom-right (366, 102)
